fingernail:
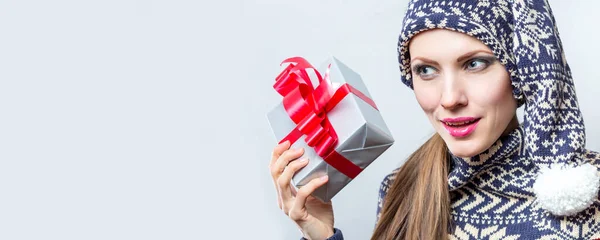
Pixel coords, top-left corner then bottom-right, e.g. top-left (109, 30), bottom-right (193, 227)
top-left (320, 175), bottom-right (328, 181)
top-left (299, 158), bottom-right (308, 163)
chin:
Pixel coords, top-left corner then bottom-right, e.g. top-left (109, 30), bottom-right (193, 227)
top-left (443, 137), bottom-right (487, 158)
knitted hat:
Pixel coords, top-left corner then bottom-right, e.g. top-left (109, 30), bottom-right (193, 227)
top-left (396, 0), bottom-right (599, 216)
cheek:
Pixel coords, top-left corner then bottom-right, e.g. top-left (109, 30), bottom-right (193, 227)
top-left (470, 83), bottom-right (508, 106)
top-left (468, 67), bottom-right (513, 107)
top-left (468, 71), bottom-right (515, 124)
top-left (414, 84), bottom-right (439, 114)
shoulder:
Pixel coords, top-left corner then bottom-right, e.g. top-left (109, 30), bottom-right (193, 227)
top-left (584, 149), bottom-right (600, 165)
top-left (375, 167), bottom-right (402, 221)
top-left (379, 167), bottom-right (400, 195)
top-left (379, 167), bottom-right (401, 196)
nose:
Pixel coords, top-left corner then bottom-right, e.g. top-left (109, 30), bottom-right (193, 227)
top-left (440, 73), bottom-right (468, 110)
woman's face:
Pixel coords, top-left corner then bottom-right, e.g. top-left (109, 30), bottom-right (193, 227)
top-left (408, 29), bottom-right (518, 158)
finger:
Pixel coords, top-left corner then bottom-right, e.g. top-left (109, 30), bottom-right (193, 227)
top-left (270, 140), bottom-right (290, 167)
top-left (289, 175), bottom-right (329, 221)
top-left (271, 147), bottom-right (304, 179)
top-left (277, 158), bottom-right (309, 212)
top-left (290, 184), bottom-right (298, 196)
top-left (270, 141), bottom-right (290, 209)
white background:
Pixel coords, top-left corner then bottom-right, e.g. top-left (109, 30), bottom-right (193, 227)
top-left (0, 0), bottom-right (598, 239)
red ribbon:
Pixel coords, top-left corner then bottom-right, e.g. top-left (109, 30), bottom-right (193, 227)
top-left (273, 57), bottom-right (379, 179)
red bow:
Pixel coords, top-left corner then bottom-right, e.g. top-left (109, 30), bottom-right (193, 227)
top-left (273, 57), bottom-right (378, 179)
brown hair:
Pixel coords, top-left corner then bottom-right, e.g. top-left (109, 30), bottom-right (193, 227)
top-left (370, 133), bottom-right (451, 240)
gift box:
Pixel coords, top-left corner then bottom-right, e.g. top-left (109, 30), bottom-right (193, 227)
top-left (266, 56), bottom-right (394, 202)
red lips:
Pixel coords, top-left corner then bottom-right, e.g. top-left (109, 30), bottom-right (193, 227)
top-left (441, 117), bottom-right (481, 138)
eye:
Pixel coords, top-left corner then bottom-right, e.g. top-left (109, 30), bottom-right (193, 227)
top-left (465, 58), bottom-right (490, 71)
top-left (414, 65), bottom-right (438, 80)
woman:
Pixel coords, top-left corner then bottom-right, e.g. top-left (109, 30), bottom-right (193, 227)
top-left (269, 0), bottom-right (600, 239)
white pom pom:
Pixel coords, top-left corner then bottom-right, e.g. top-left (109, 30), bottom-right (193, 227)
top-left (533, 163), bottom-right (600, 216)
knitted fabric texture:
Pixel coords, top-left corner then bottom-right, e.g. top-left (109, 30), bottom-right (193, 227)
top-left (390, 0), bottom-right (600, 239)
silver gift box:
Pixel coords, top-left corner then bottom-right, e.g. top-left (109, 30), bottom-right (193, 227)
top-left (266, 56), bottom-right (394, 202)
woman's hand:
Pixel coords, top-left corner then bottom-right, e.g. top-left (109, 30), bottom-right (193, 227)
top-left (269, 140), bottom-right (335, 240)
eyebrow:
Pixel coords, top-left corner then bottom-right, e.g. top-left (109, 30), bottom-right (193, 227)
top-left (411, 50), bottom-right (495, 65)
top-left (456, 50), bottom-right (494, 62)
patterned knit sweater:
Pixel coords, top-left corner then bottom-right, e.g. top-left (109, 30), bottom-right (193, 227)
top-left (376, 137), bottom-right (600, 239)
top-left (324, 138), bottom-right (600, 239)
top-left (317, 0), bottom-right (600, 239)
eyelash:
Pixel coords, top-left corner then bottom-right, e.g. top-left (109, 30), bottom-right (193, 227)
top-left (413, 57), bottom-right (493, 78)
top-left (414, 65), bottom-right (435, 76)
top-left (465, 58), bottom-right (491, 71)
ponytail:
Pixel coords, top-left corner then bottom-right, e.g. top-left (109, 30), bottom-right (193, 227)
top-left (371, 133), bottom-right (451, 240)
